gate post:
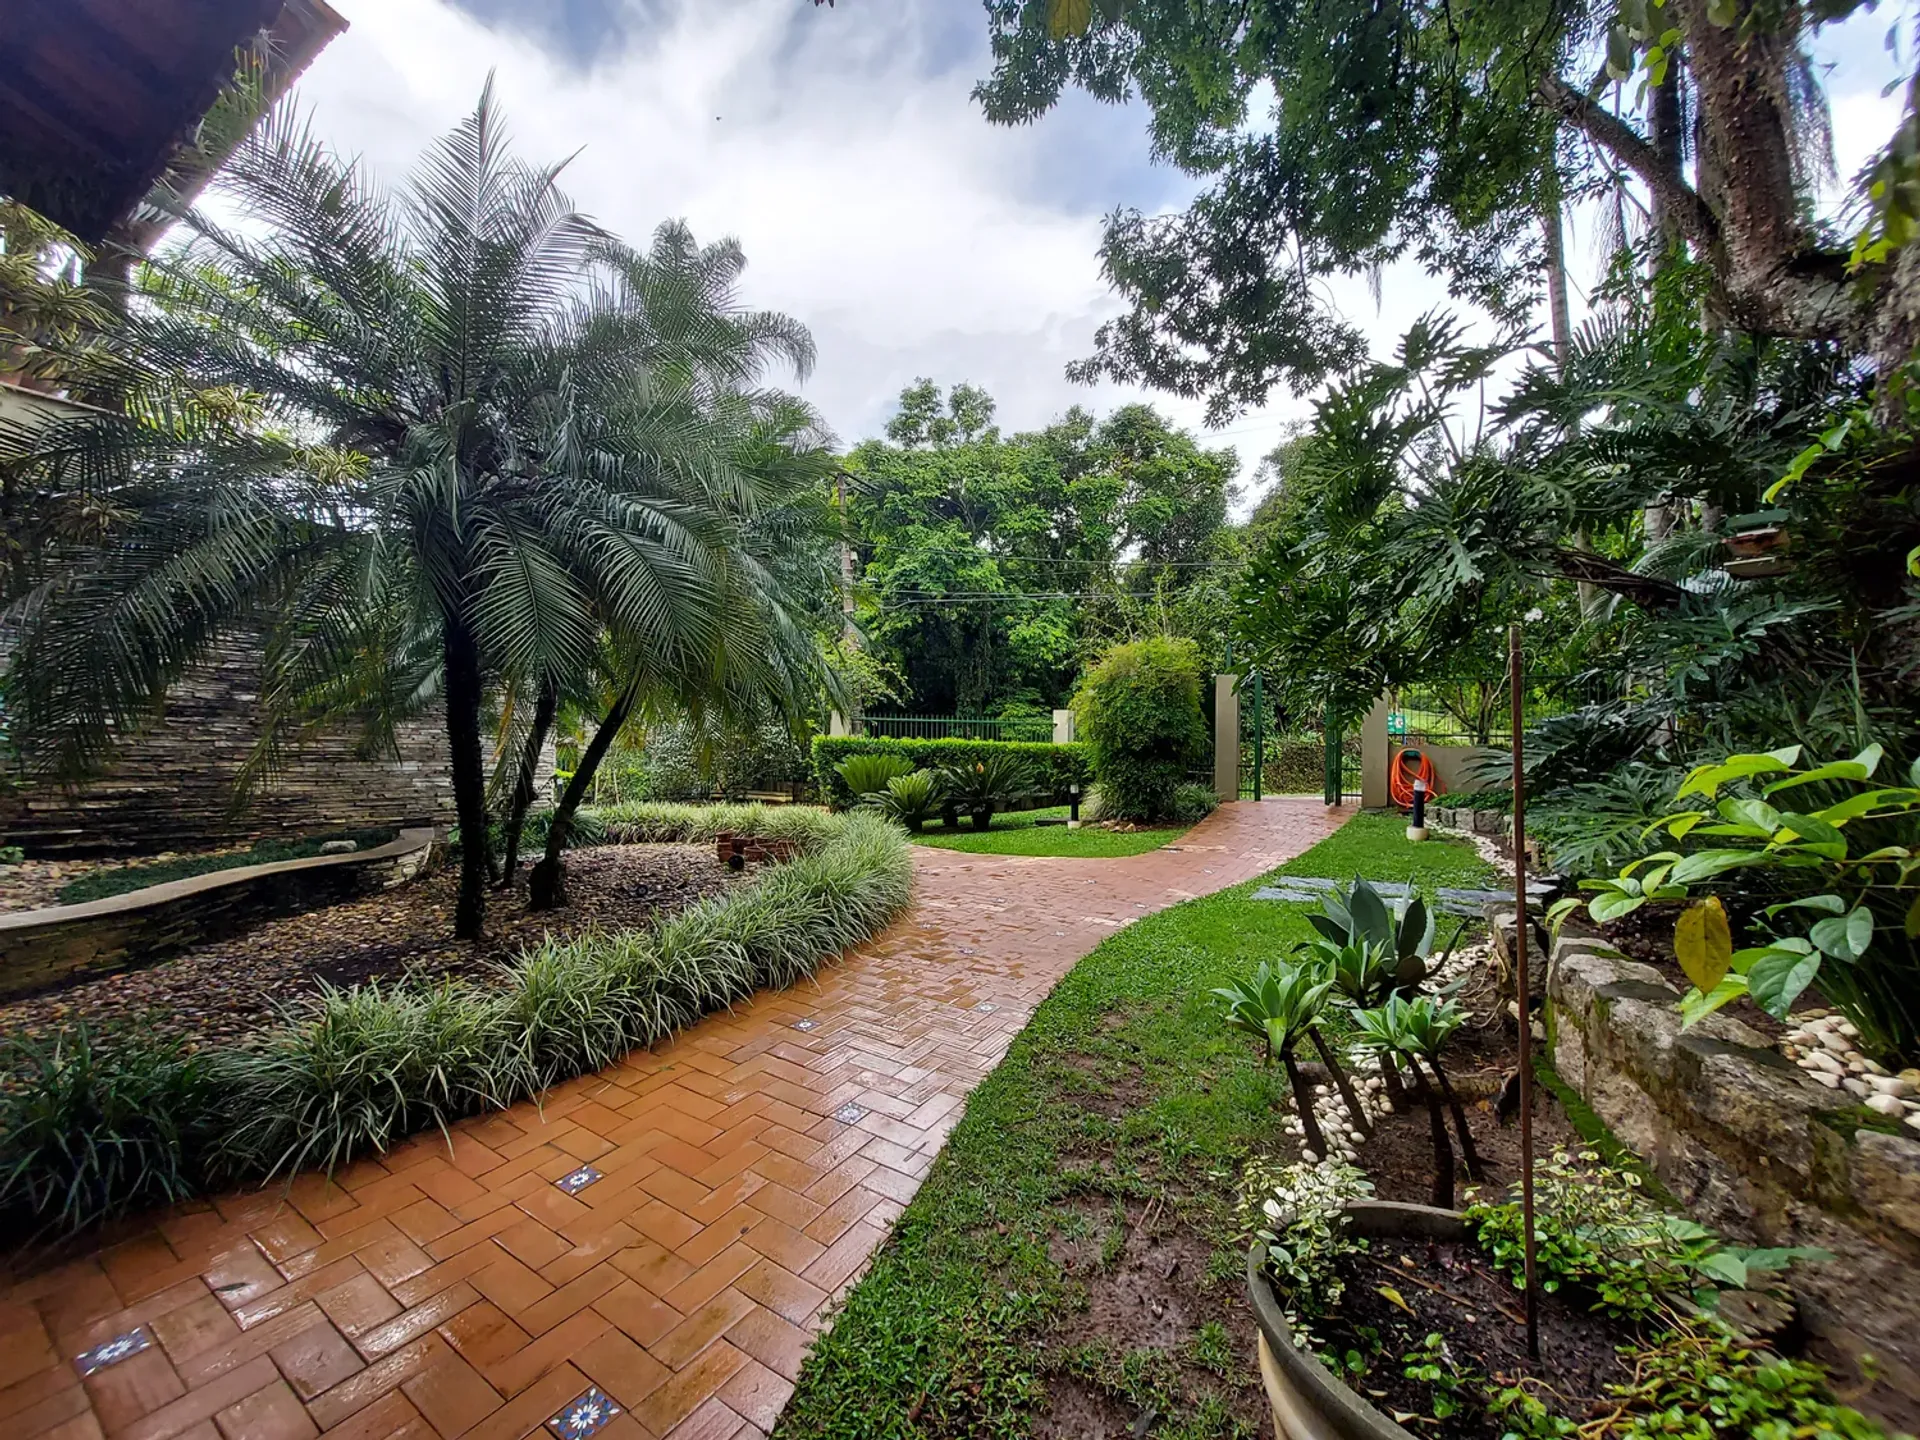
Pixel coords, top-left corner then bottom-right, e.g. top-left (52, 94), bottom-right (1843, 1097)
top-left (1052, 708), bottom-right (1075, 744)
top-left (1213, 674), bottom-right (1240, 802)
top-left (1361, 694), bottom-right (1391, 808)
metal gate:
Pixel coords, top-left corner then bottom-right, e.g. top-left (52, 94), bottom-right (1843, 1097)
top-left (1237, 672), bottom-right (1361, 804)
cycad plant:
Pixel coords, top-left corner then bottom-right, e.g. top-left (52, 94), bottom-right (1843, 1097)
top-left (4, 86), bottom-right (825, 939)
top-left (938, 752), bottom-right (1033, 830)
top-left (864, 770), bottom-right (944, 833)
top-left (1213, 960), bottom-right (1337, 1157)
top-left (1351, 995), bottom-right (1479, 1208)
top-left (836, 752), bottom-right (917, 802)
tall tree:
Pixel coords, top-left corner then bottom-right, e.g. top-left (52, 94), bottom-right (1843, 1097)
top-left (3, 88), bottom-right (803, 940)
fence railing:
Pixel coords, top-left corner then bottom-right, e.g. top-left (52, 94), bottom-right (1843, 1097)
top-left (1387, 673), bottom-right (1623, 749)
top-left (858, 713), bottom-right (1056, 743)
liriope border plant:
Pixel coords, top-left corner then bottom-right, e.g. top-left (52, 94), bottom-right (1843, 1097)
top-left (0, 809), bottom-right (912, 1241)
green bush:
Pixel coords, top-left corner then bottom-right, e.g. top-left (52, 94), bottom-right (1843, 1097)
top-left (937, 753), bottom-right (1034, 830)
top-left (0, 811), bottom-right (912, 1240)
top-left (1071, 637), bottom-right (1210, 821)
top-left (865, 771), bottom-right (945, 832)
top-left (811, 736), bottom-right (1090, 810)
top-left (1169, 782), bottom-right (1220, 824)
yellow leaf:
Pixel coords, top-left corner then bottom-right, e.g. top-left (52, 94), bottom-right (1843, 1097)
top-left (1377, 1285), bottom-right (1415, 1315)
top-left (1049, 0), bottom-right (1094, 38)
top-left (1675, 898), bottom-right (1733, 993)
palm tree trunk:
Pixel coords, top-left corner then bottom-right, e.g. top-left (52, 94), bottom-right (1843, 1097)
top-left (442, 612), bottom-right (491, 941)
top-left (498, 679), bottom-right (558, 889)
top-left (529, 680), bottom-right (637, 911)
top-left (1378, 1052), bottom-right (1409, 1113)
top-left (1308, 1026), bottom-right (1371, 1136)
top-left (1428, 1058), bottom-right (1482, 1180)
top-left (1405, 1058), bottom-right (1455, 1210)
top-left (1279, 1046), bottom-right (1330, 1160)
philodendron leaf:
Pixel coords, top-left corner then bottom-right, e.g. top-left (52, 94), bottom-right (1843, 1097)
top-left (1589, 889), bottom-right (1646, 922)
top-left (1696, 1251), bottom-right (1749, 1287)
top-left (1746, 947), bottom-right (1822, 1019)
top-left (1680, 974), bottom-right (1748, 1026)
top-left (1810, 908), bottom-right (1872, 959)
top-left (1675, 898), bottom-right (1733, 993)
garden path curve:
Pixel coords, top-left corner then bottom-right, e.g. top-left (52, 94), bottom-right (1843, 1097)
top-left (2, 799), bottom-right (1348, 1440)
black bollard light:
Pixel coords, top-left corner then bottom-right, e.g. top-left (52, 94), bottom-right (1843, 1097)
top-left (1068, 781), bottom-right (1082, 829)
top-left (1407, 776), bottom-right (1429, 842)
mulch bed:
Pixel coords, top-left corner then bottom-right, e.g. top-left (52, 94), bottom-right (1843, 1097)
top-left (0, 845), bottom-right (742, 1052)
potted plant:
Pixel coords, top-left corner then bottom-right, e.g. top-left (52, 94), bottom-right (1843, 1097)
top-left (862, 769), bottom-right (944, 834)
top-left (937, 752), bottom-right (1034, 831)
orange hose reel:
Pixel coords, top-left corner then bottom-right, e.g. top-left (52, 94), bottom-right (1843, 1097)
top-left (1390, 747), bottom-right (1442, 809)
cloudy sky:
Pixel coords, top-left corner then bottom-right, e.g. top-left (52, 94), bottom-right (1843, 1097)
top-left (291, 0), bottom-right (1912, 504)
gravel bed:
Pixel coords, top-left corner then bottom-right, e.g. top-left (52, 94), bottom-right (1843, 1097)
top-left (1, 844), bottom-right (743, 1051)
top-left (0, 857), bottom-right (133, 913)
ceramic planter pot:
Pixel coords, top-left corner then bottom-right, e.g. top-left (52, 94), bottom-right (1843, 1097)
top-left (1246, 1200), bottom-right (1468, 1440)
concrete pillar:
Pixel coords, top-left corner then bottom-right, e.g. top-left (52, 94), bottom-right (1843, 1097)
top-left (1052, 709), bottom-right (1075, 744)
top-left (828, 710), bottom-right (852, 738)
top-left (1361, 694), bottom-right (1391, 809)
top-left (1213, 674), bottom-right (1240, 802)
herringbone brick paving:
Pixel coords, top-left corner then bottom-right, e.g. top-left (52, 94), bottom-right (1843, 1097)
top-left (1, 799), bottom-right (1345, 1440)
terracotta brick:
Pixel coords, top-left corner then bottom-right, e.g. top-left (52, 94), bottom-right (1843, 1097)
top-left (632, 1343), bottom-right (748, 1439)
top-left (298, 1387), bottom-right (418, 1440)
top-left (723, 1306), bottom-right (811, 1383)
top-left (356, 1233), bottom-right (436, 1290)
top-left (453, 1363), bottom-right (586, 1440)
top-left (482, 1308), bottom-right (610, 1399)
top-left (659, 1397), bottom-right (747, 1440)
top-left (0, 1363), bottom-right (88, 1432)
top-left (468, 1256), bottom-right (552, 1318)
top-left (628, 1203), bottom-right (702, 1253)
top-left (648, 1288), bottom-right (754, 1372)
top-left (83, 1346), bottom-right (187, 1433)
top-left (799, 1188), bottom-right (883, 1248)
top-left (151, 1294), bottom-right (243, 1366)
top-left (514, 1266), bottom-right (625, 1338)
top-left (592, 1282), bottom-right (681, 1350)
top-left (351, 1283), bottom-right (481, 1361)
top-left (659, 1247), bottom-right (760, 1318)
top-left (716, 1359), bottom-right (791, 1432)
top-left (231, 1260), bottom-right (365, 1331)
top-left (303, 1334), bottom-right (445, 1432)
top-left (571, 1326), bottom-right (669, 1410)
top-left (735, 1185), bottom-right (820, 1231)
top-left (34, 1411), bottom-right (105, 1440)
top-left (435, 1301), bottom-right (530, 1374)
top-left (315, 1275), bottom-right (402, 1342)
top-left (176, 1302), bottom-right (329, 1389)
top-left (398, 1349), bottom-right (501, 1437)
top-left (737, 1221), bottom-right (822, 1276)
top-left (539, 1224), bottom-right (643, 1289)
top-left (800, 1222), bottom-right (886, 1294)
top-left (213, 1378), bottom-right (317, 1440)
top-left (114, 1354), bottom-right (279, 1440)
top-left (491, 1218), bottom-right (570, 1273)
top-left (672, 1206), bottom-right (764, 1269)
top-left (730, 1262), bottom-right (824, 1329)
top-left (269, 1318), bottom-right (363, 1400)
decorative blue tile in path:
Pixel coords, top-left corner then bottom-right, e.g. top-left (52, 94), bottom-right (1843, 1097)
top-left (547, 1386), bottom-right (621, 1440)
top-left (833, 1102), bottom-right (866, 1125)
top-left (75, 1328), bottom-right (151, 1376)
top-left (555, 1165), bottom-right (603, 1196)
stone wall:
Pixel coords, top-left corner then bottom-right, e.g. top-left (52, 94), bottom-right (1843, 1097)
top-left (1549, 937), bottom-right (1920, 1414)
top-left (0, 828), bottom-right (436, 999)
top-left (0, 646), bottom-right (455, 857)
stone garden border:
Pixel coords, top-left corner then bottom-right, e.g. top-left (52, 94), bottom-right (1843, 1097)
top-left (0, 828), bottom-right (436, 1000)
top-left (1547, 934), bottom-right (1920, 1412)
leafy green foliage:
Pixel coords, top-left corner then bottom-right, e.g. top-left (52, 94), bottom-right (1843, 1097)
top-left (936, 751), bottom-right (1035, 829)
top-left (1581, 744), bottom-right (1920, 1061)
top-left (906, 805), bottom-right (1186, 858)
top-left (1072, 636), bottom-right (1210, 821)
top-left (863, 769), bottom-right (945, 832)
top-left (1241, 1156), bottom-right (1375, 1326)
top-left (0, 812), bottom-right (911, 1239)
top-left (1168, 781), bottom-right (1220, 824)
top-left (834, 752), bottom-right (916, 799)
top-left (0, 1029), bottom-right (219, 1240)
top-left (811, 736), bottom-right (1090, 810)
top-left (1304, 875), bottom-right (1459, 992)
top-left (1213, 961), bottom-right (1332, 1061)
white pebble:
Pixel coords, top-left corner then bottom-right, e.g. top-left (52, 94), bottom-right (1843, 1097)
top-left (1843, 1077), bottom-right (1872, 1099)
top-left (1805, 1051), bottom-right (1845, 1075)
top-left (1860, 1058), bottom-right (1889, 1076)
top-left (1907, 1112), bottom-right (1920, 1135)
top-left (1819, 1032), bottom-right (1851, 1055)
top-left (1866, 1094), bottom-right (1906, 1118)
top-left (1869, 1075), bottom-right (1913, 1098)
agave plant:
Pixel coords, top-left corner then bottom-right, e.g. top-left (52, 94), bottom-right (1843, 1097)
top-left (1350, 995), bottom-right (1478, 1207)
top-left (1213, 960), bottom-right (1337, 1157)
top-left (938, 752), bottom-right (1034, 831)
top-left (1308, 876), bottom-right (1467, 992)
top-left (864, 769), bottom-right (944, 833)
top-left (836, 753), bottom-right (916, 803)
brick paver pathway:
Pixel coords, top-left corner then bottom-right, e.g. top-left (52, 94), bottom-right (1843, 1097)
top-left (2, 800), bottom-right (1346, 1440)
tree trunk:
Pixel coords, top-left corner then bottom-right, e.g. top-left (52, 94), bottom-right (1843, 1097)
top-left (1406, 1059), bottom-right (1455, 1210)
top-left (1279, 1046), bottom-right (1330, 1159)
top-left (1309, 1026), bottom-right (1371, 1136)
top-left (1378, 1051), bottom-right (1410, 1113)
top-left (498, 679), bottom-right (558, 889)
top-left (529, 681), bottom-right (637, 911)
top-left (1429, 1059), bottom-right (1482, 1180)
top-left (443, 612), bottom-right (490, 941)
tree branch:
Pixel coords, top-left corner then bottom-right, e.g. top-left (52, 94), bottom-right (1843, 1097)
top-left (1537, 74), bottom-right (1721, 256)
top-left (1547, 546), bottom-right (1688, 611)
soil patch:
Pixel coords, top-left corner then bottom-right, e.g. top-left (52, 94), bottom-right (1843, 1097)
top-left (0, 844), bottom-right (741, 1051)
top-left (1313, 1241), bottom-right (1637, 1438)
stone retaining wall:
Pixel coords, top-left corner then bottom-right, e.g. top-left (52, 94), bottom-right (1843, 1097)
top-left (1549, 936), bottom-right (1920, 1411)
top-left (0, 828), bottom-right (436, 999)
top-left (0, 645), bottom-right (455, 857)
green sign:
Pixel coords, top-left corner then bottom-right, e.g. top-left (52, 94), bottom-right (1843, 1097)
top-left (1386, 711), bottom-right (1407, 736)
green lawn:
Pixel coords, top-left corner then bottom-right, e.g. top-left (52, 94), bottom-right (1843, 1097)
top-left (56, 828), bottom-right (399, 905)
top-left (907, 805), bottom-right (1191, 858)
top-left (776, 813), bottom-right (1495, 1440)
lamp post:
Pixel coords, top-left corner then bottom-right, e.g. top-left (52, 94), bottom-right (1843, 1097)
top-left (1068, 782), bottom-right (1081, 829)
top-left (1407, 776), bottom-right (1428, 841)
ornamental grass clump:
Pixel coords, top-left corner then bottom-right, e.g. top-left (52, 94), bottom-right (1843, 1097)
top-left (0, 811), bottom-right (912, 1242)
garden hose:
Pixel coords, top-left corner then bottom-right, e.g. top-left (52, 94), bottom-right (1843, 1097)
top-left (1390, 747), bottom-right (1441, 809)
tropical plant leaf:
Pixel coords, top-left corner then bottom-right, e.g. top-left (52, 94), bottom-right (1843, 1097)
top-left (1746, 947), bottom-right (1822, 1019)
top-left (1674, 898), bottom-right (1732, 993)
top-left (1049, 0), bottom-right (1094, 37)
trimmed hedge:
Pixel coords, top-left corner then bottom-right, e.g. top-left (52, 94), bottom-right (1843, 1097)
top-left (0, 810), bottom-right (912, 1240)
top-left (1071, 637), bottom-right (1210, 821)
top-left (811, 735), bottom-right (1091, 811)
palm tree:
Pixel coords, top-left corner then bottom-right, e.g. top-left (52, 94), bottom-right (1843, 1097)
top-left (3, 85), bottom-right (810, 940)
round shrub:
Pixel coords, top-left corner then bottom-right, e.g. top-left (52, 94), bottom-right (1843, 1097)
top-left (1072, 637), bottom-right (1210, 821)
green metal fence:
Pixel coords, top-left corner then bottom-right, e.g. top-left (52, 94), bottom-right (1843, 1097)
top-left (1386, 673), bottom-right (1622, 750)
top-left (858, 713), bottom-right (1056, 743)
